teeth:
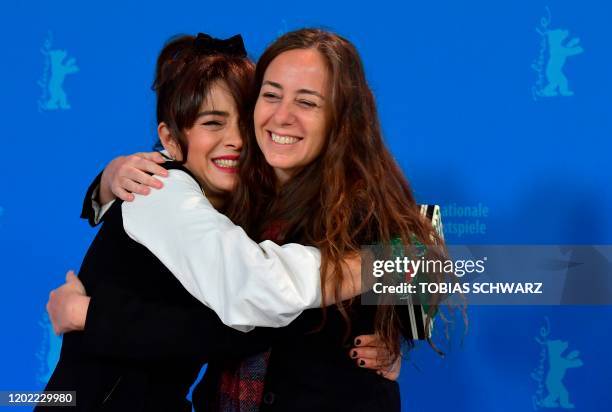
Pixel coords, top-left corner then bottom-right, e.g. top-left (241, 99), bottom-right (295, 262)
top-left (213, 159), bottom-right (238, 168)
top-left (271, 133), bottom-right (299, 145)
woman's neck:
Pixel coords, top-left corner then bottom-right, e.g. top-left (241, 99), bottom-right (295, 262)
top-left (204, 191), bottom-right (225, 210)
top-left (274, 168), bottom-right (292, 186)
top-left (198, 182), bottom-right (227, 210)
top-left (181, 164), bottom-right (226, 210)
top-left (195, 177), bottom-right (226, 210)
top-left (274, 165), bottom-right (307, 188)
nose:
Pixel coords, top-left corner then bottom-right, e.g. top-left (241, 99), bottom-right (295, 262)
top-left (271, 100), bottom-right (295, 127)
top-left (223, 120), bottom-right (243, 151)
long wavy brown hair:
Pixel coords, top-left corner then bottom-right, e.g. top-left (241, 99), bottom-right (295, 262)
top-left (228, 28), bottom-right (445, 358)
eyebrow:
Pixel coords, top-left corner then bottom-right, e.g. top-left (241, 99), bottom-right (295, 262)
top-left (196, 110), bottom-right (229, 118)
top-left (262, 80), bottom-right (325, 100)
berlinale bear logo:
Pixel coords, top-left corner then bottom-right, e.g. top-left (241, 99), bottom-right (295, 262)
top-left (36, 313), bottom-right (62, 385)
top-left (532, 317), bottom-right (583, 409)
top-left (38, 31), bottom-right (79, 111)
top-left (532, 7), bottom-right (583, 100)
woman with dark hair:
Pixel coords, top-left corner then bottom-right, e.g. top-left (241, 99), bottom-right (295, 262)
top-left (83, 29), bottom-right (444, 411)
top-left (40, 33), bottom-right (371, 412)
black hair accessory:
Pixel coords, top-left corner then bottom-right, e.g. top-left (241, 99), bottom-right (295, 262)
top-left (193, 33), bottom-right (247, 57)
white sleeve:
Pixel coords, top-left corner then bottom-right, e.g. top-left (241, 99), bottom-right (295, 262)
top-left (90, 183), bottom-right (116, 225)
top-left (122, 169), bottom-right (322, 332)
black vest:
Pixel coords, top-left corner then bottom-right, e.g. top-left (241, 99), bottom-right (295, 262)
top-left (39, 163), bottom-right (273, 412)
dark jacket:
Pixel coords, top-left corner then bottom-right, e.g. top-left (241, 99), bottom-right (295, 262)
top-left (48, 165), bottom-right (430, 412)
top-left (195, 297), bottom-right (406, 412)
top-left (37, 164), bottom-right (275, 412)
top-left (192, 210), bottom-right (438, 412)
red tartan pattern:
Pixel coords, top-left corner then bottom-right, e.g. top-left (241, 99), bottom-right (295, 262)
top-left (214, 222), bottom-right (285, 411)
top-left (216, 348), bottom-right (271, 411)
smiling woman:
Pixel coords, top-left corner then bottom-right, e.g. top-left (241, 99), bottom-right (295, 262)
top-left (205, 28), bottom-right (446, 412)
top-left (38, 33), bottom-right (367, 412)
top-left (48, 29), bottom-right (435, 412)
top-left (254, 48), bottom-right (329, 183)
top-left (158, 81), bottom-right (243, 206)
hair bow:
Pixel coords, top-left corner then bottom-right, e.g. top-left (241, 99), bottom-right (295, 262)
top-left (193, 33), bottom-right (247, 57)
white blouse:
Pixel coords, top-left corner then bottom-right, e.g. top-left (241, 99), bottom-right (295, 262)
top-left (95, 169), bottom-right (322, 332)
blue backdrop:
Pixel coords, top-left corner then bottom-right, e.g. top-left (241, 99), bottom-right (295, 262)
top-left (1, 0), bottom-right (611, 410)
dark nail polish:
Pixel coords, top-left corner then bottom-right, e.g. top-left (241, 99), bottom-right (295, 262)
top-left (355, 338), bottom-right (361, 346)
top-left (351, 350), bottom-right (357, 358)
top-left (359, 360), bottom-right (365, 366)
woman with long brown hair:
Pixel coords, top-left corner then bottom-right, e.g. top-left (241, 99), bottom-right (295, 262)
top-left (188, 28), bottom-right (445, 412)
top-left (86, 28), bottom-right (444, 411)
top-left (45, 30), bottom-right (412, 405)
top-left (69, 28), bottom-right (444, 410)
top-left (40, 33), bottom-right (375, 412)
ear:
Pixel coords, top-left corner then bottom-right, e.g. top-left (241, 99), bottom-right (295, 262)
top-left (157, 122), bottom-right (183, 161)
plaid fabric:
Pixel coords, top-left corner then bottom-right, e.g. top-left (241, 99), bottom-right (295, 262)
top-left (214, 222), bottom-right (285, 412)
top-left (212, 206), bottom-right (443, 411)
top-left (216, 351), bottom-right (270, 412)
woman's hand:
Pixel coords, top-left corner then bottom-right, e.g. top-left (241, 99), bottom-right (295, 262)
top-left (99, 152), bottom-right (168, 203)
top-left (46, 271), bottom-right (91, 335)
top-left (350, 334), bottom-right (401, 381)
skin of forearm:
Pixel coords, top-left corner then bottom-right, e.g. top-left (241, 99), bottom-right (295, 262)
top-left (99, 170), bottom-right (116, 205)
top-left (323, 254), bottom-right (363, 303)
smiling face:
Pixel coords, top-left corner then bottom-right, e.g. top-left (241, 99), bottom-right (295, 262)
top-left (160, 80), bottom-right (242, 205)
top-left (254, 48), bottom-right (330, 184)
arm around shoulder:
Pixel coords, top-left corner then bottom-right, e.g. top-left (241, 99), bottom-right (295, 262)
top-left (122, 169), bottom-right (323, 331)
